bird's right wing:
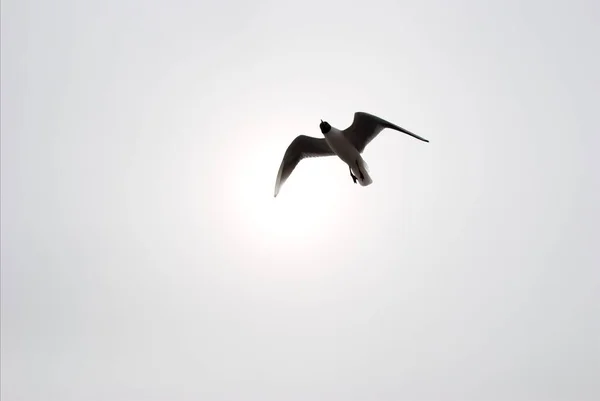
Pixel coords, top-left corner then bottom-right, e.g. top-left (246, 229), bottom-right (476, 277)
top-left (343, 112), bottom-right (429, 153)
top-left (274, 135), bottom-right (335, 197)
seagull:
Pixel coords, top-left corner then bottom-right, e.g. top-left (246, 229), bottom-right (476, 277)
top-left (273, 111), bottom-right (429, 197)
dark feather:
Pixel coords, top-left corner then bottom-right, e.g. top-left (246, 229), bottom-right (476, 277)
top-left (274, 135), bottom-right (334, 197)
top-left (343, 112), bottom-right (429, 153)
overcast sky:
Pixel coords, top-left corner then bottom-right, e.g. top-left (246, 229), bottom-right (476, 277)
top-left (1, 0), bottom-right (599, 400)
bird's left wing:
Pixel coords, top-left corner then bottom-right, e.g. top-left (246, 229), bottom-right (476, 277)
top-left (274, 135), bottom-right (335, 197)
top-left (343, 111), bottom-right (429, 153)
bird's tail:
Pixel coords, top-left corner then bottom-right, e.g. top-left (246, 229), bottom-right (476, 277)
top-left (353, 157), bottom-right (373, 187)
top-left (358, 171), bottom-right (373, 186)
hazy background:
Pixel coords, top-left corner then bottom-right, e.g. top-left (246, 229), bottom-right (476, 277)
top-left (2, 0), bottom-right (599, 400)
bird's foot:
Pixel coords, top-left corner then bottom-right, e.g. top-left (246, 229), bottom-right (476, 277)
top-left (349, 166), bottom-right (358, 184)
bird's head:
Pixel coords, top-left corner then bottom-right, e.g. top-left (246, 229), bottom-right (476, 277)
top-left (319, 119), bottom-right (331, 134)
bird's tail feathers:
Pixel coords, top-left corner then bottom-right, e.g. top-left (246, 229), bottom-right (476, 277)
top-left (358, 170), bottom-right (373, 186)
top-left (353, 158), bottom-right (373, 186)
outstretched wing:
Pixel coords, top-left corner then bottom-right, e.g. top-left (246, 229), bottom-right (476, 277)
top-left (274, 135), bottom-right (335, 197)
top-left (342, 111), bottom-right (429, 153)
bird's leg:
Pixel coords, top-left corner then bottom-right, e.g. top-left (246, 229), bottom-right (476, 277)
top-left (355, 160), bottom-right (365, 180)
top-left (349, 166), bottom-right (357, 184)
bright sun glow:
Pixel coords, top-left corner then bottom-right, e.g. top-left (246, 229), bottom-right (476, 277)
top-left (222, 130), bottom-right (351, 256)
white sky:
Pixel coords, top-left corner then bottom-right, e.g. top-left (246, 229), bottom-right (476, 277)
top-left (2, 0), bottom-right (599, 400)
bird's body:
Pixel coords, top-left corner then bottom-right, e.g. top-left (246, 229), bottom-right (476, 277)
top-left (273, 111), bottom-right (429, 197)
top-left (323, 127), bottom-right (360, 165)
top-left (323, 127), bottom-right (373, 186)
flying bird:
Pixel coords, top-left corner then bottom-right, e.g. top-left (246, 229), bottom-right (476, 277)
top-left (273, 111), bottom-right (429, 197)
